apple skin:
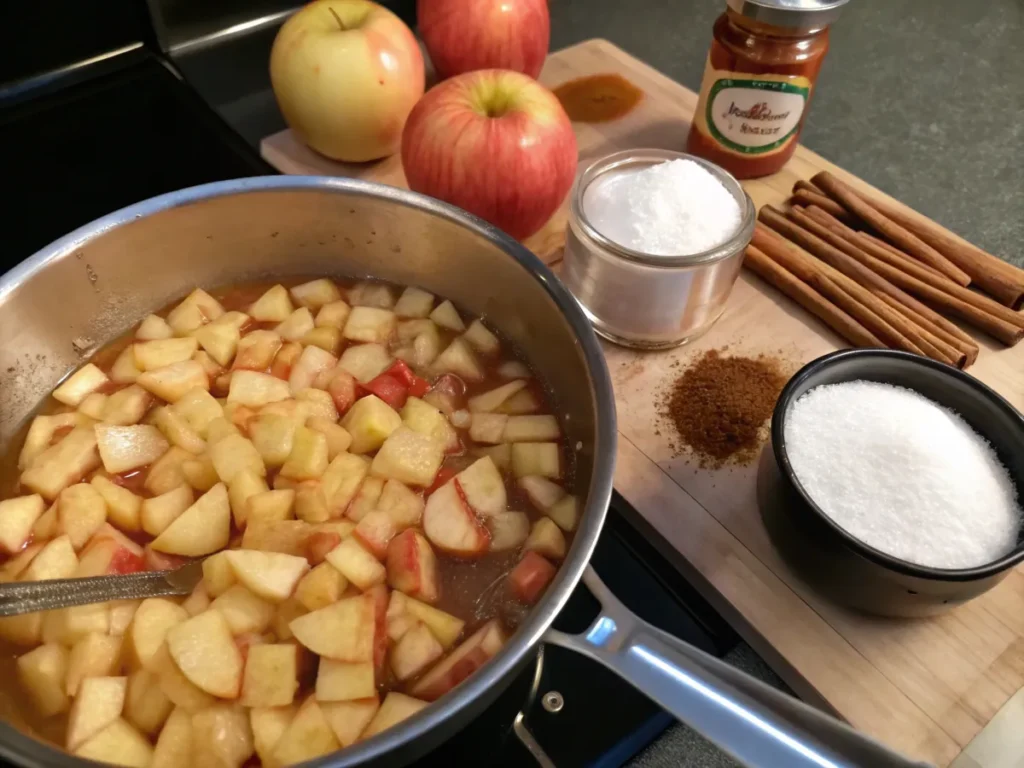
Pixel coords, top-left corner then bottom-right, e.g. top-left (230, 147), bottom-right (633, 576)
top-left (401, 69), bottom-right (577, 240)
top-left (418, 0), bottom-right (550, 80)
top-left (270, 0), bottom-right (425, 162)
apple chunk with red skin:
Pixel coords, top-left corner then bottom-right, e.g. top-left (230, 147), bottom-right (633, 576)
top-left (509, 550), bottom-right (556, 604)
top-left (410, 619), bottom-right (505, 701)
top-left (402, 69), bottom-right (577, 240)
top-left (386, 529), bottom-right (440, 603)
top-left (422, 480), bottom-right (490, 557)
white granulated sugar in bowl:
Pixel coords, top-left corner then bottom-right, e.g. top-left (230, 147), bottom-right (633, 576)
top-left (783, 381), bottom-right (1022, 570)
top-left (582, 158), bottom-right (742, 256)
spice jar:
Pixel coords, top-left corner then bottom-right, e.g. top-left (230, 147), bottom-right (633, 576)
top-left (686, 0), bottom-right (849, 179)
top-left (561, 149), bottom-right (755, 350)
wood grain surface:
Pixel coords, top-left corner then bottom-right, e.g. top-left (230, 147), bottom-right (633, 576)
top-left (261, 39), bottom-right (1024, 766)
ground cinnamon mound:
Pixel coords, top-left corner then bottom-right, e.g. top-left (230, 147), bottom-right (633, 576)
top-left (662, 350), bottom-right (788, 468)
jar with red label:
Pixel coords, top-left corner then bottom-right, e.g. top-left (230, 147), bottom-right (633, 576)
top-left (686, 0), bottom-right (849, 179)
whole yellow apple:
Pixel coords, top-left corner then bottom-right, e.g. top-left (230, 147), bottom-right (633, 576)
top-left (270, 0), bottom-right (425, 162)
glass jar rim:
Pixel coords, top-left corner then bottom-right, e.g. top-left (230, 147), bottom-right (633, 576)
top-left (570, 149), bottom-right (757, 268)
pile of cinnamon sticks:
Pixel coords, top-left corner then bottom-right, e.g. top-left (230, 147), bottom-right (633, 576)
top-left (744, 171), bottom-right (1024, 368)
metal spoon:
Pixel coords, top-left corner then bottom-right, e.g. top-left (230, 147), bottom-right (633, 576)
top-left (0, 560), bottom-right (205, 617)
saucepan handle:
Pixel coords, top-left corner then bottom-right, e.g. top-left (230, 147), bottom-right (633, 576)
top-left (543, 566), bottom-right (932, 768)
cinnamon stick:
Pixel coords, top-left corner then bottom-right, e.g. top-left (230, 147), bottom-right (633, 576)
top-left (757, 212), bottom-right (953, 364)
top-left (793, 179), bottom-right (824, 195)
top-left (812, 171), bottom-right (972, 286)
top-left (801, 205), bottom-right (1024, 331)
top-left (743, 245), bottom-right (883, 349)
top-left (875, 293), bottom-right (969, 368)
top-left (800, 209), bottom-right (1023, 345)
top-left (858, 190), bottom-right (1024, 309)
top-left (860, 232), bottom-right (949, 282)
top-left (789, 184), bottom-right (853, 224)
top-left (791, 207), bottom-right (979, 364)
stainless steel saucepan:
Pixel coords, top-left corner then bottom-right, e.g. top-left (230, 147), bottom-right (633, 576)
top-left (0, 177), bottom-right (926, 768)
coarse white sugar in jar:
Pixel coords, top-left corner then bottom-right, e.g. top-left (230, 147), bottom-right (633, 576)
top-left (784, 381), bottom-right (1022, 569)
top-left (582, 158), bottom-right (743, 256)
top-left (561, 149), bottom-right (755, 351)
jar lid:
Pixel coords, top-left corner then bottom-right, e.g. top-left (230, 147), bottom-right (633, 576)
top-left (726, 0), bottom-right (849, 29)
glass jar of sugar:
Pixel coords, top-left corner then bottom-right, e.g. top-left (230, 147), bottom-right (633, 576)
top-left (561, 149), bottom-right (755, 349)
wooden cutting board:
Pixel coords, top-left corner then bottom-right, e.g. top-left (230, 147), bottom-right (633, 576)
top-left (261, 39), bottom-right (1024, 767)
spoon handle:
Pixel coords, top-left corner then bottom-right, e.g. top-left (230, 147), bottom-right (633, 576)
top-left (0, 571), bottom-right (186, 617)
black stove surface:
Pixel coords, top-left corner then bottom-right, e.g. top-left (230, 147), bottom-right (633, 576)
top-left (2, 37), bottom-right (741, 767)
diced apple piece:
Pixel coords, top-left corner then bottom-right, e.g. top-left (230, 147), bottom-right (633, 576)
top-left (21, 535), bottom-right (78, 581)
top-left (240, 643), bottom-right (299, 708)
top-left (462, 320), bottom-right (499, 358)
top-left (495, 388), bottom-right (542, 415)
top-left (247, 489), bottom-right (296, 527)
top-left (224, 550), bottom-right (309, 603)
top-left (79, 392), bottom-right (108, 420)
top-left (226, 370), bottom-right (288, 408)
top-left (1, 542), bottom-right (42, 582)
top-left (137, 314), bottom-right (174, 340)
top-left (208, 435), bottom-right (265, 487)
top-left (275, 307), bottom-right (315, 342)
top-left (230, 331), bottom-right (281, 373)
top-left (511, 443), bottom-right (561, 479)
top-left (182, 453), bottom-right (219, 491)
top-left (374, 479), bottom-right (422, 530)
top-left (422, 481), bottom-right (489, 558)
top-left (202, 552), bottom-right (237, 597)
top-left (153, 642), bottom-right (215, 711)
top-left (134, 337), bottom-right (199, 371)
top-left (110, 346), bottom-right (143, 384)
top-left (305, 418), bottom-right (351, 462)
top-left (227, 470), bottom-right (269, 528)
top-left (138, 360), bottom-right (209, 403)
top-left (193, 350), bottom-right (225, 381)
top-left (0, 613), bottom-right (43, 646)
top-left (289, 278), bottom-right (341, 310)
top-left (108, 599), bottom-right (141, 636)
top-left (386, 529), bottom-right (439, 603)
top-left (75, 718), bottom-right (153, 767)
top-left (315, 299), bottom-right (351, 330)
top-left (249, 285), bottom-right (294, 322)
top-left (543, 493), bottom-right (579, 531)
top-left (129, 599), bottom-right (189, 671)
top-left (353, 509), bottom-right (397, 560)
top-left (89, 476), bottom-right (141, 531)
top-left (293, 482), bottom-right (330, 524)
top-left (56, 483), bottom-right (105, 550)
top-left (400, 396), bottom-right (459, 453)
top-left (296, 387), bottom-right (337, 420)
top-left (172, 387), bottom-right (224, 437)
top-left (519, 475), bottom-right (565, 511)
top-left (289, 593), bottom-right (377, 662)
top-left (20, 427), bottom-right (100, 500)
top-left (279, 426), bottom-right (328, 481)
top-left (18, 643), bottom-right (70, 717)
top-left (403, 597), bottom-right (464, 650)
top-left (324, 536), bottom-right (385, 590)
top-left (166, 610), bottom-right (243, 698)
top-left (241, 520), bottom-right (311, 557)
top-left (144, 446), bottom-right (192, 495)
top-left (211, 585), bottom-right (275, 636)
top-left (272, 697), bottom-right (340, 765)
top-left (152, 707), bottom-right (193, 768)
top-left (469, 413), bottom-right (506, 445)
top-left (179, 585), bottom-right (211, 620)
top-left (370, 426), bottom-right (444, 488)
top-left (30, 501), bottom-right (58, 541)
top-left (250, 705), bottom-right (295, 766)
top-left (385, 592), bottom-right (418, 643)
top-left (503, 414), bottom-right (560, 442)
top-left (346, 476), bottom-right (383, 523)
top-left (410, 620), bottom-right (504, 701)
top-left (496, 360), bottom-right (529, 379)
top-left (361, 692), bottom-right (428, 738)
top-left (433, 338), bottom-right (483, 381)
top-left (0, 494), bottom-right (44, 554)
top-left (349, 282), bottom-right (395, 308)
top-left (341, 395), bottom-right (401, 454)
top-left (167, 289), bottom-right (224, 334)
top-left (488, 511), bottom-right (530, 552)
top-left (390, 623), bottom-right (442, 682)
top-left (67, 676), bottom-right (127, 750)
top-left (343, 306), bottom-right (396, 344)
top-left (393, 319), bottom-right (443, 368)
top-left (305, 524), bottom-right (352, 564)
top-left (509, 550), bottom-right (557, 605)
top-left (524, 517), bottom-right (567, 559)
top-left (429, 299), bottom-right (464, 331)
top-left (320, 453), bottom-right (370, 515)
top-left (315, 659), bottom-right (375, 702)
top-left (337, 342), bottom-right (392, 383)
top-left (195, 320), bottom-right (241, 368)
top-left (53, 364), bottom-right (109, 407)
top-left (455, 457), bottom-right (506, 518)
top-left (151, 483), bottom-right (230, 556)
top-left (206, 418), bottom-right (241, 445)
top-left (321, 697), bottom-right (379, 748)
top-left (101, 385), bottom-right (153, 426)
top-left (294, 562), bottom-right (347, 612)
top-left (125, 668), bottom-right (173, 735)
top-left (191, 704), bottom-right (255, 768)
top-left (75, 534), bottom-right (142, 580)
top-left (19, 412), bottom-right (82, 470)
top-left (467, 382), bottom-right (525, 415)
top-left (95, 424), bottom-right (169, 474)
top-left (391, 286), bottom-right (433, 318)
top-left (267, 341), bottom-right (300, 382)
top-left (43, 603), bottom-right (110, 647)
top-left (286, 345), bottom-right (336, 395)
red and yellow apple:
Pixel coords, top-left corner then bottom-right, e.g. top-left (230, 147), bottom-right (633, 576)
top-left (418, 0), bottom-right (550, 80)
top-left (401, 69), bottom-right (577, 240)
top-left (270, 0), bottom-right (425, 162)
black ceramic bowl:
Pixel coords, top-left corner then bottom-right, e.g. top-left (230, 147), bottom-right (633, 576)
top-left (758, 349), bottom-right (1024, 617)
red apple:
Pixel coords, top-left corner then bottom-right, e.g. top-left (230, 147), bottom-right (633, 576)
top-left (270, 0), bottom-right (425, 162)
top-left (418, 0), bottom-right (550, 80)
top-left (401, 69), bottom-right (577, 240)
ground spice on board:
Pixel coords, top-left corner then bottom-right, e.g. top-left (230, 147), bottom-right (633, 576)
top-left (662, 350), bottom-right (788, 467)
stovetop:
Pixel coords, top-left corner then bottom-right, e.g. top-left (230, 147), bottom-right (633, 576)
top-left (0, 17), bottom-right (756, 767)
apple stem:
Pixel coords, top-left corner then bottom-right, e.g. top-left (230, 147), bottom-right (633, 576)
top-left (327, 7), bottom-right (346, 30)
